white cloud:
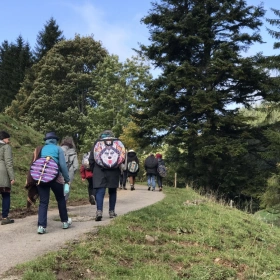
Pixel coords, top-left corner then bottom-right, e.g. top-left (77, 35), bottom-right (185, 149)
top-left (70, 2), bottom-right (136, 61)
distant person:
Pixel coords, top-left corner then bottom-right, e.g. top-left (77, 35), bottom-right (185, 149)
top-left (34, 132), bottom-right (72, 234)
top-left (155, 153), bottom-right (166, 191)
top-left (0, 131), bottom-right (15, 225)
top-left (60, 136), bottom-right (79, 202)
top-left (89, 130), bottom-right (125, 221)
top-left (126, 149), bottom-right (140, 191)
top-left (119, 161), bottom-right (128, 190)
top-left (144, 153), bottom-right (158, 191)
top-left (80, 151), bottom-right (96, 205)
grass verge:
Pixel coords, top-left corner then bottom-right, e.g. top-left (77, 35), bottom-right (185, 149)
top-left (5, 187), bottom-right (280, 280)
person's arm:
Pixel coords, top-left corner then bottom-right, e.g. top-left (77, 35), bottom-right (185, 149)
top-left (89, 148), bottom-right (95, 171)
top-left (58, 147), bottom-right (70, 183)
top-left (73, 153), bottom-right (79, 172)
top-left (4, 145), bottom-right (15, 181)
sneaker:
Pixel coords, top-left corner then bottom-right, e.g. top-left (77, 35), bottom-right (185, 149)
top-left (148, 187), bottom-right (151, 191)
top-left (152, 188), bottom-right (155, 191)
top-left (37, 226), bottom-right (46, 234)
top-left (109, 210), bottom-right (117, 218)
top-left (89, 195), bottom-right (96, 205)
top-left (159, 187), bottom-right (162, 191)
top-left (95, 210), bottom-right (103, 221)
top-left (62, 218), bottom-right (72, 229)
top-left (131, 185), bottom-right (135, 191)
top-left (1, 217), bottom-right (14, 225)
top-left (123, 187), bottom-right (127, 190)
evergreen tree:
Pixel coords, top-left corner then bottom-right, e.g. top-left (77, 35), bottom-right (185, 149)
top-left (0, 36), bottom-right (33, 112)
top-left (7, 35), bottom-right (108, 143)
top-left (34, 17), bottom-right (64, 62)
top-left (135, 0), bottom-right (273, 198)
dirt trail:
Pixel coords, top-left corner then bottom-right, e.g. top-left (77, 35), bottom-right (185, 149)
top-left (0, 184), bottom-right (164, 278)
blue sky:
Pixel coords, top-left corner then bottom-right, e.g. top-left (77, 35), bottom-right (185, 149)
top-left (0, 0), bottom-right (280, 63)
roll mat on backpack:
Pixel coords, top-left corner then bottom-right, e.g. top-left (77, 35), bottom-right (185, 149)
top-left (30, 156), bottom-right (59, 185)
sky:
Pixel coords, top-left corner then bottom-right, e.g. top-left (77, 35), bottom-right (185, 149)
top-left (0, 0), bottom-right (280, 64)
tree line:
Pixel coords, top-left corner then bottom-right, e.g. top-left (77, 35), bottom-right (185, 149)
top-left (2, 1), bottom-right (280, 212)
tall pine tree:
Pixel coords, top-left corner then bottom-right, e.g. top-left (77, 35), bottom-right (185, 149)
top-left (135, 0), bottom-right (273, 197)
top-left (33, 17), bottom-right (64, 62)
top-left (0, 36), bottom-right (33, 112)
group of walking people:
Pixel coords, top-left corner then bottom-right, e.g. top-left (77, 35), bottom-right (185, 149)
top-left (0, 129), bottom-right (166, 234)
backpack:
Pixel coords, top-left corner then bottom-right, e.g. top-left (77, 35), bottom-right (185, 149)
top-left (93, 138), bottom-right (126, 169)
top-left (82, 152), bottom-right (91, 170)
top-left (127, 161), bottom-right (139, 173)
top-left (61, 146), bottom-right (74, 170)
top-left (157, 164), bottom-right (167, 177)
top-left (30, 156), bottom-right (59, 185)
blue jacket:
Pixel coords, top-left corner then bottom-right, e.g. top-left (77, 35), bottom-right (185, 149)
top-left (41, 139), bottom-right (70, 183)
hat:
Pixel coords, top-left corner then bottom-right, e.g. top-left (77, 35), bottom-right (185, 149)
top-left (0, 131), bottom-right (10, 140)
top-left (128, 149), bottom-right (135, 153)
top-left (156, 153), bottom-right (162, 159)
top-left (44, 132), bottom-right (59, 141)
top-left (99, 130), bottom-right (115, 139)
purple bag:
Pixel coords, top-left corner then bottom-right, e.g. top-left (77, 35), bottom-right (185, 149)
top-left (30, 156), bottom-right (59, 185)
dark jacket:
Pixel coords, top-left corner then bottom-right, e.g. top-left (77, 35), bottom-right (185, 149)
top-left (127, 151), bottom-right (140, 177)
top-left (89, 140), bottom-right (120, 189)
top-left (157, 158), bottom-right (165, 176)
top-left (144, 154), bottom-right (158, 175)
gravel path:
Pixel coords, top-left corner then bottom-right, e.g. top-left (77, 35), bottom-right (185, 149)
top-left (0, 184), bottom-right (164, 278)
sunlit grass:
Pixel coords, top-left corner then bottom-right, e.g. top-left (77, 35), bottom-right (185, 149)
top-left (5, 187), bottom-right (280, 280)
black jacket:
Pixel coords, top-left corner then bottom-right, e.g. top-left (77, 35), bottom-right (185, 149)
top-left (127, 151), bottom-right (140, 177)
top-left (144, 155), bottom-right (158, 175)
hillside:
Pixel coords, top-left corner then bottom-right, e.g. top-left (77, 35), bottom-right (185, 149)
top-left (0, 114), bottom-right (88, 213)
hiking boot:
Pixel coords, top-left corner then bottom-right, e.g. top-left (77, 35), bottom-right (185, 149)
top-left (109, 211), bottom-right (117, 218)
top-left (148, 187), bottom-right (151, 191)
top-left (37, 226), bottom-right (46, 234)
top-left (89, 195), bottom-right (96, 205)
top-left (95, 210), bottom-right (103, 221)
top-left (62, 218), bottom-right (72, 229)
top-left (1, 217), bottom-right (14, 225)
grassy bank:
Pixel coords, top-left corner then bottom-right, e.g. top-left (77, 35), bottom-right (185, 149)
top-left (5, 186), bottom-right (280, 280)
top-left (0, 114), bottom-right (88, 212)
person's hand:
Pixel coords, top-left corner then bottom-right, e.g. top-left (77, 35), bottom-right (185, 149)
top-left (10, 180), bottom-right (15, 185)
top-left (82, 178), bottom-right (85, 181)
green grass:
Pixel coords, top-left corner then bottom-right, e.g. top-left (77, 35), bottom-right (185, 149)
top-left (5, 187), bottom-right (280, 280)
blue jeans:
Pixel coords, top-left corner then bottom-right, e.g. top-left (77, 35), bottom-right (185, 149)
top-left (1, 192), bottom-right (10, 218)
top-left (147, 174), bottom-right (156, 189)
top-left (37, 181), bottom-right (68, 228)
top-left (95, 187), bottom-right (117, 212)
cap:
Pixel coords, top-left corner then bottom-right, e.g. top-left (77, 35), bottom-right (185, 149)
top-left (44, 132), bottom-right (59, 141)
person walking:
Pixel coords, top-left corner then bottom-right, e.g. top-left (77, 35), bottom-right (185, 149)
top-left (0, 131), bottom-right (15, 225)
top-left (119, 162), bottom-right (128, 190)
top-left (89, 130), bottom-right (125, 221)
top-left (35, 132), bottom-right (72, 234)
top-left (80, 152), bottom-right (96, 205)
top-left (156, 153), bottom-right (165, 191)
top-left (144, 153), bottom-right (158, 191)
top-left (60, 136), bottom-right (79, 202)
top-left (126, 149), bottom-right (139, 191)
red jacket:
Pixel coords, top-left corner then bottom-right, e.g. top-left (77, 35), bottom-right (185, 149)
top-left (80, 165), bottom-right (93, 179)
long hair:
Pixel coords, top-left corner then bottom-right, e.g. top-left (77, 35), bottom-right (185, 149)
top-left (60, 136), bottom-right (76, 149)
